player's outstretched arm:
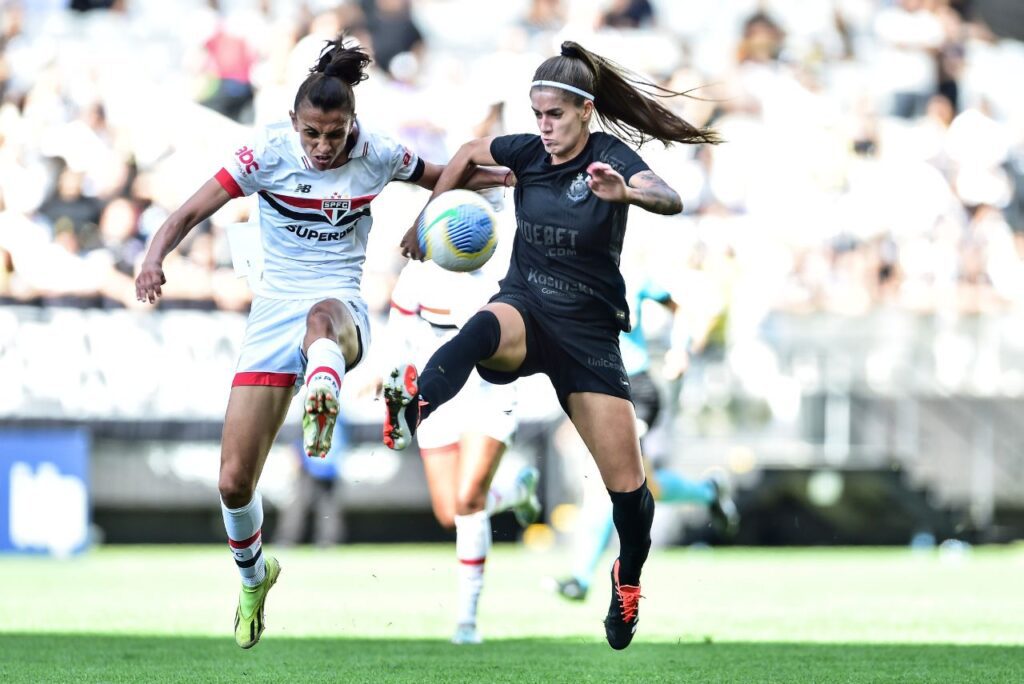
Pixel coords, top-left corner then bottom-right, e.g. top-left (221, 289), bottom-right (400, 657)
top-left (432, 137), bottom-right (505, 198)
top-left (135, 178), bottom-right (231, 304)
top-left (410, 159), bottom-right (509, 193)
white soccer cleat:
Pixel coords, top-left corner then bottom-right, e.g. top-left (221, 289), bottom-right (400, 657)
top-left (383, 363), bottom-right (420, 450)
top-left (303, 382), bottom-right (339, 458)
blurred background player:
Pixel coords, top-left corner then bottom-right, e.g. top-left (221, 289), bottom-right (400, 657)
top-left (134, 35), bottom-right (506, 649)
top-left (552, 276), bottom-right (739, 601)
top-left (384, 255), bottom-right (541, 644)
top-left (275, 433), bottom-right (348, 548)
top-left (383, 40), bottom-right (718, 649)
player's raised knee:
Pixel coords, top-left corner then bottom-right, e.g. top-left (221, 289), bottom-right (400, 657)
top-left (219, 471), bottom-right (257, 509)
top-left (304, 301), bottom-right (338, 340)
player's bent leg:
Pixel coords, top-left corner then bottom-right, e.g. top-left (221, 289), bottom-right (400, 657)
top-left (220, 384), bottom-right (293, 648)
top-left (451, 434), bottom-right (503, 642)
top-left (420, 443), bottom-right (460, 529)
top-left (302, 300), bottom-right (359, 458)
top-left (452, 510), bottom-right (490, 644)
top-left (550, 504), bottom-right (615, 602)
top-left (385, 305), bottom-right (526, 450)
top-left (458, 432), bottom-right (539, 526)
top-left (568, 392), bottom-right (651, 650)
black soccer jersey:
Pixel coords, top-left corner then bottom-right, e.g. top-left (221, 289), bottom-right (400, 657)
top-left (490, 132), bottom-right (649, 332)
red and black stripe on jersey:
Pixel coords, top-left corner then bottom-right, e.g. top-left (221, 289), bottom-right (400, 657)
top-left (258, 191), bottom-right (376, 226)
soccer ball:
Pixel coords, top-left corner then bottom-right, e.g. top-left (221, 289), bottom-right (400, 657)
top-left (417, 189), bottom-right (498, 272)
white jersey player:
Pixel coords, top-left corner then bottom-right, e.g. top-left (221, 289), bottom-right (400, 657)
top-left (135, 36), bottom-right (508, 650)
top-left (385, 258), bottom-right (540, 645)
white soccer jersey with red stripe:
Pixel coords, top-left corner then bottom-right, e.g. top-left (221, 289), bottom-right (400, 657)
top-left (215, 120), bottom-right (420, 299)
top-left (389, 259), bottom-right (501, 329)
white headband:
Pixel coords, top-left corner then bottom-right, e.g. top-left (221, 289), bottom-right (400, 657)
top-left (531, 80), bottom-right (594, 101)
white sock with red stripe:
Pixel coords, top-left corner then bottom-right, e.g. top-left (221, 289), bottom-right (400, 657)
top-left (454, 510), bottom-right (491, 626)
top-left (222, 493), bottom-right (266, 587)
top-left (305, 337), bottom-right (345, 396)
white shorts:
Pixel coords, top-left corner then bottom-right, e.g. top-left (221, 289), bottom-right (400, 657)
top-left (412, 326), bottom-right (517, 450)
top-left (233, 295), bottom-right (371, 390)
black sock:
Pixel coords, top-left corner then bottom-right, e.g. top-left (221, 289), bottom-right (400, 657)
top-left (609, 480), bottom-right (654, 586)
top-left (414, 310), bottom-right (501, 424)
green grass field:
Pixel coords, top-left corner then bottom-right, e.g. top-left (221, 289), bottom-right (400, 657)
top-left (1, 544), bottom-right (1022, 682)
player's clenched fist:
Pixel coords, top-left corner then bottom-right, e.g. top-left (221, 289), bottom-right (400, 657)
top-left (135, 260), bottom-right (166, 304)
top-left (585, 162), bottom-right (628, 203)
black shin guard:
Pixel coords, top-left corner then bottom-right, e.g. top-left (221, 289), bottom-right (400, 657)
top-left (416, 310), bottom-right (502, 422)
top-left (609, 481), bottom-right (655, 586)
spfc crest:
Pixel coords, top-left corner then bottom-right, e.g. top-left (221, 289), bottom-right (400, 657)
top-left (567, 173), bottom-right (590, 202)
top-left (321, 199), bottom-right (351, 225)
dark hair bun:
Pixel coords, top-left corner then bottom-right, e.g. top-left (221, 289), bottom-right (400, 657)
top-left (313, 36), bottom-right (371, 87)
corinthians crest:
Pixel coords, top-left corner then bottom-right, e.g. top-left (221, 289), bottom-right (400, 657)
top-left (566, 173), bottom-right (590, 202)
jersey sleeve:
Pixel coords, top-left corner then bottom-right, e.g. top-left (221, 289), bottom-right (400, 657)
top-left (489, 134), bottom-right (536, 175)
top-left (602, 137), bottom-right (650, 184)
top-left (379, 135), bottom-right (422, 182)
top-left (214, 130), bottom-right (270, 198)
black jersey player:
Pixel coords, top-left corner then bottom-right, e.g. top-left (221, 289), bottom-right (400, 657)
top-left (382, 40), bottom-right (719, 650)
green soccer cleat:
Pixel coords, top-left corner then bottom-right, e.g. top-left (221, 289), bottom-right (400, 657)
top-left (512, 465), bottom-right (541, 528)
top-left (303, 383), bottom-right (339, 458)
top-left (234, 555), bottom-right (281, 649)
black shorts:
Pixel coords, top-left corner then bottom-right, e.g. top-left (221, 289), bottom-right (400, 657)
top-left (477, 293), bottom-right (631, 415)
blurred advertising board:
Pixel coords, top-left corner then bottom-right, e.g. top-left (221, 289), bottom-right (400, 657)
top-left (0, 430), bottom-right (90, 556)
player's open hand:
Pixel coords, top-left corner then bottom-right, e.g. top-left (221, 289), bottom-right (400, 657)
top-left (135, 260), bottom-right (166, 304)
top-left (400, 223), bottom-right (424, 261)
top-left (586, 162), bottom-right (628, 203)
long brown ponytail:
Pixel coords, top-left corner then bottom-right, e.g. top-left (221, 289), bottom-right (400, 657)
top-left (532, 41), bottom-right (720, 147)
top-left (293, 35), bottom-right (372, 112)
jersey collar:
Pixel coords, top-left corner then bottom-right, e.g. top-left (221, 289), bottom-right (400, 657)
top-left (346, 118), bottom-right (370, 159)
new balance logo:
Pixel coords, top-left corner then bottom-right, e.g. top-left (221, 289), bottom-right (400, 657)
top-left (295, 184), bottom-right (312, 193)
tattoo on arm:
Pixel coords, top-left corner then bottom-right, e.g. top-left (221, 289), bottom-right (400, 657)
top-left (629, 170), bottom-right (682, 215)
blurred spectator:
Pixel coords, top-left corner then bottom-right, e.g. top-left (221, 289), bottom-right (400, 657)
top-left (276, 437), bottom-right (347, 547)
top-left (873, 0), bottom-right (945, 118)
top-left (521, 0), bottom-right (566, 36)
top-left (596, 0), bottom-right (654, 30)
top-left (92, 196), bottom-right (143, 277)
top-left (0, 0), bottom-right (1020, 327)
top-left (738, 11), bottom-right (785, 64)
top-left (199, 8), bottom-right (258, 123)
top-left (363, 0), bottom-right (423, 75)
top-left (37, 162), bottom-right (103, 251)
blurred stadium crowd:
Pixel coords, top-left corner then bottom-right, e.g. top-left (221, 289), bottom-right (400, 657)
top-left (1, 0), bottom-right (1021, 317)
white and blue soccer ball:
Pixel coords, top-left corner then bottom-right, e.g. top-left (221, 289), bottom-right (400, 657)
top-left (417, 189), bottom-right (498, 272)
